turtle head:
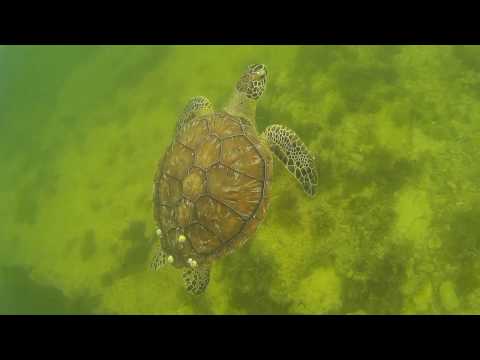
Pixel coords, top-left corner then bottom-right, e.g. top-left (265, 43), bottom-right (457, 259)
top-left (224, 64), bottom-right (267, 126)
top-left (236, 64), bottom-right (268, 100)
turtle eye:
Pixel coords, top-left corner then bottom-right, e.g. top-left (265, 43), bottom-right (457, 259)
top-left (249, 64), bottom-right (266, 79)
top-left (248, 64), bottom-right (262, 73)
top-left (255, 69), bottom-right (266, 79)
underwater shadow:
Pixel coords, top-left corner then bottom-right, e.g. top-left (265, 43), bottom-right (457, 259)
top-left (101, 220), bottom-right (153, 287)
top-left (0, 265), bottom-right (100, 314)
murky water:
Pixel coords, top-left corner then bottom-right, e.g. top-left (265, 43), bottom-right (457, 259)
top-left (1, 45), bottom-right (480, 314)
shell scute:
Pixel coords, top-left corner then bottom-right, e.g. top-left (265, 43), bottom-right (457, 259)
top-left (154, 112), bottom-right (271, 264)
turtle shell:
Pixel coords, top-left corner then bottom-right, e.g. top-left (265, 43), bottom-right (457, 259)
top-left (153, 111), bottom-right (273, 268)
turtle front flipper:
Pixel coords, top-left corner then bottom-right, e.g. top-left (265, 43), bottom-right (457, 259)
top-left (177, 96), bottom-right (214, 132)
top-left (262, 124), bottom-right (318, 197)
top-left (182, 265), bottom-right (210, 295)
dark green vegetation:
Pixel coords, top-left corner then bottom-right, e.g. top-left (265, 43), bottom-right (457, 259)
top-left (1, 45), bottom-right (480, 313)
top-left (101, 221), bottom-right (154, 287)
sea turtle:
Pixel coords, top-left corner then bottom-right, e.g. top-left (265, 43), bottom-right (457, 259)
top-left (151, 64), bottom-right (318, 294)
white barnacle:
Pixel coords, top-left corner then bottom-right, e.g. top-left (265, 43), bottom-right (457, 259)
top-left (167, 255), bottom-right (174, 264)
top-left (156, 228), bottom-right (163, 237)
top-left (187, 258), bottom-right (198, 268)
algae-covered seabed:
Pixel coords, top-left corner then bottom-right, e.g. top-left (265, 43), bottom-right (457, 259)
top-left (1, 45), bottom-right (480, 314)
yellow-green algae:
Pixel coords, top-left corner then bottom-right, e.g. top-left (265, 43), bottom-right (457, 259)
top-left (1, 45), bottom-right (480, 314)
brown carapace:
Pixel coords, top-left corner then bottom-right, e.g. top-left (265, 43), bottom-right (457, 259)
top-left (153, 112), bottom-right (273, 268)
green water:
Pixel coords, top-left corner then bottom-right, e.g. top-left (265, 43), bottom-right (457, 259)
top-left (1, 45), bottom-right (480, 314)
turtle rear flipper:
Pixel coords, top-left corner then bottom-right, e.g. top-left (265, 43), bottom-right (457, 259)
top-left (177, 96), bottom-right (214, 132)
top-left (151, 250), bottom-right (169, 271)
top-left (262, 124), bottom-right (318, 197)
top-left (182, 266), bottom-right (210, 295)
